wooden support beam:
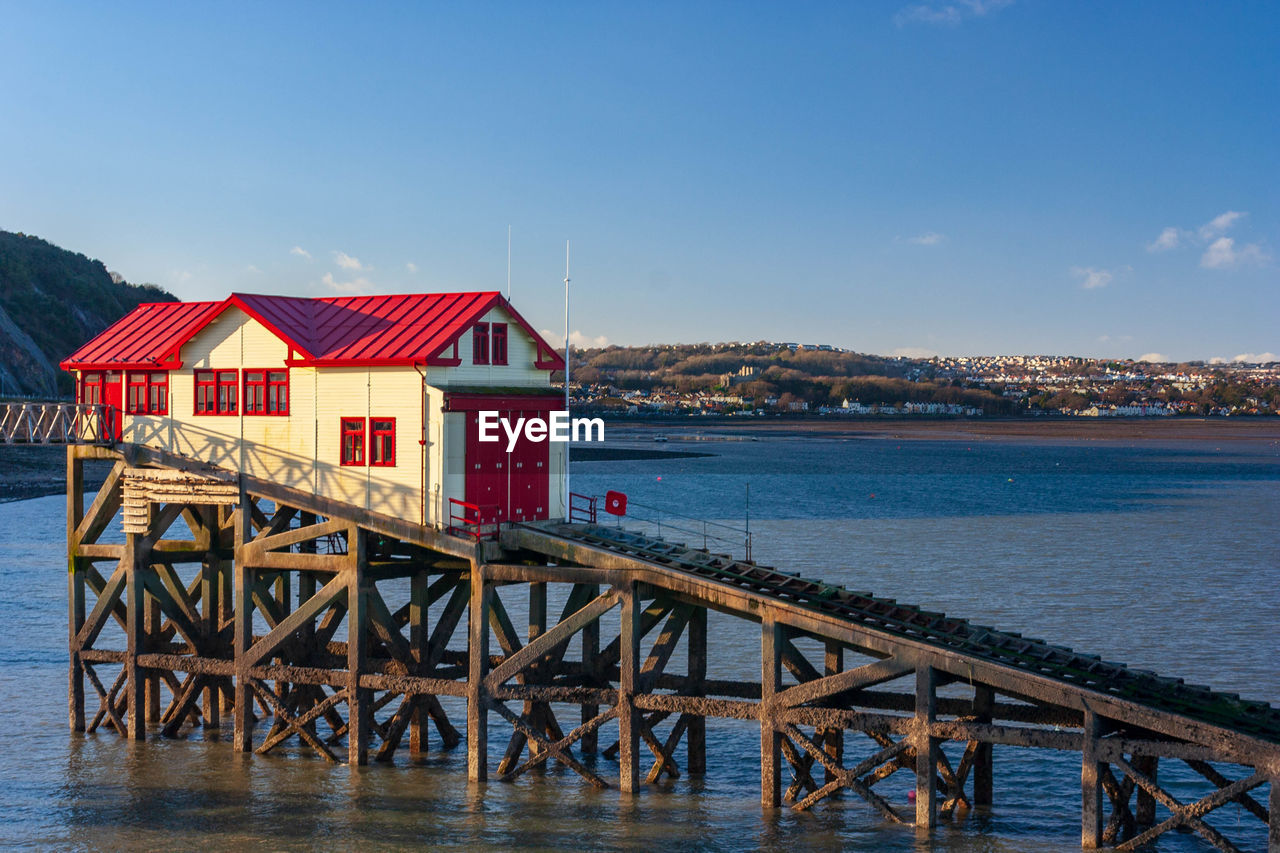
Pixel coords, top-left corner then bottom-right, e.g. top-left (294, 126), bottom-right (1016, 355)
top-left (915, 665), bottom-right (937, 829)
top-left (581, 582), bottom-right (601, 755)
top-left (124, 532), bottom-right (146, 741)
top-left (972, 684), bottom-right (994, 807)
top-left (1269, 775), bottom-right (1279, 853)
top-left (761, 615), bottom-right (782, 809)
top-left (485, 589), bottom-right (620, 689)
top-left (687, 605), bottom-right (707, 775)
top-left (408, 569), bottom-right (428, 756)
top-left (824, 642), bottom-right (844, 788)
top-left (467, 562), bottom-right (490, 783)
top-left (233, 497), bottom-right (254, 752)
top-left (1082, 707), bottom-right (1105, 849)
top-left (618, 580), bottom-right (640, 794)
top-left (67, 449), bottom-right (86, 733)
top-left (347, 528), bottom-right (370, 766)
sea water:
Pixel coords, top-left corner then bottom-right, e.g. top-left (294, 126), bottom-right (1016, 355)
top-left (0, 432), bottom-right (1276, 851)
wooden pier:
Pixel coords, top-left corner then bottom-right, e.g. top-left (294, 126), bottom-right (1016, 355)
top-left (67, 443), bottom-right (1280, 852)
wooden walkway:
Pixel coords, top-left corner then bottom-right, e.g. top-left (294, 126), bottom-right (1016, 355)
top-left (64, 444), bottom-right (1280, 852)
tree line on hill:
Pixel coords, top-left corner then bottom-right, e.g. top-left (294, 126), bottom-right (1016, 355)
top-left (570, 343), bottom-right (1017, 414)
top-left (0, 230), bottom-right (176, 397)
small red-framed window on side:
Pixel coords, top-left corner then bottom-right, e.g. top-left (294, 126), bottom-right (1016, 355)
top-left (473, 322), bottom-right (489, 365)
top-left (267, 371), bottom-right (288, 414)
top-left (244, 369), bottom-right (289, 415)
top-left (126, 372), bottom-right (168, 414)
top-left (244, 371), bottom-right (266, 414)
top-left (341, 418), bottom-right (366, 466)
top-left (491, 323), bottom-right (508, 365)
top-left (370, 418), bottom-right (395, 466)
top-left (195, 369), bottom-right (238, 414)
top-left (147, 373), bottom-right (168, 414)
top-left (79, 373), bottom-right (104, 406)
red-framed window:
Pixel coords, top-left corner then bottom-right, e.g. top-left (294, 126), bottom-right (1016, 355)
top-left (195, 369), bottom-right (238, 414)
top-left (370, 418), bottom-right (395, 466)
top-left (472, 322), bottom-right (489, 364)
top-left (341, 418), bottom-right (365, 465)
top-left (491, 323), bottom-right (508, 365)
top-left (126, 372), bottom-right (168, 414)
top-left (244, 369), bottom-right (289, 415)
top-left (79, 372), bottom-right (104, 406)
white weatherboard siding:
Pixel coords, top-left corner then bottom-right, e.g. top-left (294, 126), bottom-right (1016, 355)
top-left (424, 306), bottom-right (546, 387)
top-left (313, 366), bottom-right (422, 521)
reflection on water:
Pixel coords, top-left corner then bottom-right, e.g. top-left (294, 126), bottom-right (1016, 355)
top-left (1, 435), bottom-right (1277, 851)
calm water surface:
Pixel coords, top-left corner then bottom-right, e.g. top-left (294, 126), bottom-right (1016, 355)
top-left (1, 433), bottom-right (1277, 851)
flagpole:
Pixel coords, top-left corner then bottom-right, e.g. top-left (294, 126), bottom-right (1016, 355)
top-left (563, 240), bottom-right (571, 521)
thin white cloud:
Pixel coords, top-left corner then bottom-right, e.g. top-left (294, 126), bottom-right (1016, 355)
top-left (323, 272), bottom-right (375, 295)
top-left (540, 329), bottom-right (610, 349)
top-left (1149, 211), bottom-right (1262, 262)
top-left (1198, 210), bottom-right (1246, 241)
top-left (406, 262), bottom-right (419, 274)
top-left (896, 0), bottom-right (1013, 26)
top-left (1137, 353), bottom-right (1166, 363)
top-left (333, 251), bottom-right (365, 271)
top-left (905, 232), bottom-right (946, 246)
top-left (1146, 227), bottom-right (1182, 253)
top-left (1200, 237), bottom-right (1269, 269)
top-left (891, 346), bottom-right (940, 359)
top-left (1072, 266), bottom-right (1114, 290)
top-left (246, 264), bottom-right (262, 274)
top-left (1231, 352), bottom-right (1278, 364)
top-left (290, 246), bottom-right (312, 260)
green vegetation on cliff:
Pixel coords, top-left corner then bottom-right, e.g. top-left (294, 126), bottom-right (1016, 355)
top-left (0, 230), bottom-right (175, 396)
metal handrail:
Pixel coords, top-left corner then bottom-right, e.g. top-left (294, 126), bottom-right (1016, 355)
top-left (595, 495), bottom-right (752, 561)
top-left (447, 498), bottom-right (500, 541)
top-left (569, 492), bottom-right (597, 523)
top-left (0, 402), bottom-right (113, 445)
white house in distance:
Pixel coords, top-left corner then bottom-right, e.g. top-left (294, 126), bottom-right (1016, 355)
top-left (61, 291), bottom-right (567, 528)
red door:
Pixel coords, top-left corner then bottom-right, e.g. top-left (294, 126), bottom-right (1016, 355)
top-left (465, 409), bottom-right (551, 523)
top-left (102, 371), bottom-right (123, 441)
top-left (508, 408), bottom-right (549, 521)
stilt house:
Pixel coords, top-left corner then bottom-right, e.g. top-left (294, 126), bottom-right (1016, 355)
top-left (60, 292), bottom-right (567, 527)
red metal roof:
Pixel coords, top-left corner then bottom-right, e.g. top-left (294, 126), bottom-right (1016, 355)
top-left (60, 300), bottom-right (224, 369)
top-left (61, 291), bottom-right (565, 370)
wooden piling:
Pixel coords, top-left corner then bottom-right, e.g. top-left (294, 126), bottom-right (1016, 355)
top-left (467, 561), bottom-right (490, 783)
top-left (618, 581), bottom-right (640, 794)
top-left (67, 450), bottom-right (85, 733)
top-left (347, 528), bottom-right (370, 766)
top-left (973, 684), bottom-right (994, 807)
top-left (761, 615), bottom-right (782, 808)
top-left (914, 665), bottom-right (937, 828)
top-left (232, 493), bottom-right (253, 752)
top-left (1081, 708), bottom-right (1104, 849)
top-left (124, 531), bottom-right (146, 741)
top-left (687, 605), bottom-right (707, 775)
top-left (581, 582), bottom-right (601, 755)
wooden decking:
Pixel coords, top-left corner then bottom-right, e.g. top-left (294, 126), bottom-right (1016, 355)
top-left (65, 444), bottom-right (1280, 852)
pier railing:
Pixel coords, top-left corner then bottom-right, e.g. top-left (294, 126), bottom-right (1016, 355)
top-left (591, 494), bottom-right (753, 561)
top-left (0, 401), bottom-right (112, 445)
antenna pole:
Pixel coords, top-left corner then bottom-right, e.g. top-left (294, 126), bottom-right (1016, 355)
top-left (563, 239), bottom-right (571, 521)
top-left (506, 225), bottom-right (512, 300)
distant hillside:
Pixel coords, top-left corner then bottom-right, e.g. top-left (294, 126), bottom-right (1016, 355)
top-left (0, 230), bottom-right (176, 397)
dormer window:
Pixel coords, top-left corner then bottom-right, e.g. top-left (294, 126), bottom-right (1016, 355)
top-left (473, 322), bottom-right (490, 364)
top-left (491, 323), bottom-right (508, 365)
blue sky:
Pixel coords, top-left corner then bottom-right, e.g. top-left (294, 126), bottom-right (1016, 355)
top-left (1, 1), bottom-right (1276, 362)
